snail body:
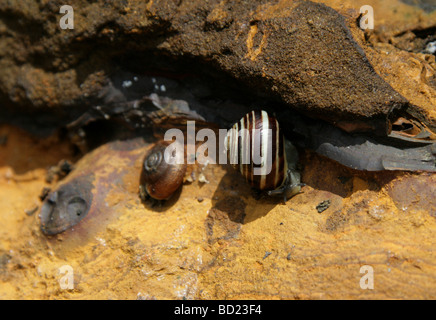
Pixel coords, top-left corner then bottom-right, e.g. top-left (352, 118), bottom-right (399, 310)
top-left (139, 140), bottom-right (187, 201)
top-left (225, 110), bottom-right (302, 201)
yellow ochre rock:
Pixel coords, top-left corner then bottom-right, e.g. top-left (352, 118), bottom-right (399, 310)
top-left (0, 122), bottom-right (435, 299)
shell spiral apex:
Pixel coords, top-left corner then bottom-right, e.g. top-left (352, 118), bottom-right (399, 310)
top-left (140, 140), bottom-right (187, 201)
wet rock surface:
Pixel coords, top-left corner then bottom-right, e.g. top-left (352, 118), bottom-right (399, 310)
top-left (0, 0), bottom-right (435, 299)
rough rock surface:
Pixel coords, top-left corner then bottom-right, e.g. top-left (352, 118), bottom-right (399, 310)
top-left (0, 124), bottom-right (435, 299)
top-left (0, 0), bottom-right (436, 300)
top-left (0, 0), bottom-right (435, 135)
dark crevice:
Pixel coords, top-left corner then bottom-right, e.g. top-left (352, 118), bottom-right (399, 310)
top-left (412, 26), bottom-right (436, 40)
top-left (0, 10), bottom-right (46, 43)
top-left (390, 25), bottom-right (436, 53)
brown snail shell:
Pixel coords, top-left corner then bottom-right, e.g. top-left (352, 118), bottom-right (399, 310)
top-left (140, 140), bottom-right (187, 200)
top-left (226, 110), bottom-right (287, 191)
top-left (225, 110), bottom-right (302, 201)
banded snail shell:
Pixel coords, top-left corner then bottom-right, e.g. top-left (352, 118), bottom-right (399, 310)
top-left (140, 140), bottom-right (187, 200)
top-left (225, 110), bottom-right (302, 199)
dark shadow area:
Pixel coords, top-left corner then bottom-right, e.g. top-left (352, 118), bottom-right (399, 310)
top-left (204, 193), bottom-right (246, 245)
top-left (208, 165), bottom-right (281, 228)
top-left (282, 110), bottom-right (436, 173)
top-left (139, 183), bottom-right (184, 212)
top-left (298, 148), bottom-right (407, 198)
top-left (1, 42), bottom-right (434, 178)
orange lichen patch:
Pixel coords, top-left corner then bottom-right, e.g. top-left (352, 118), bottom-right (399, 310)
top-left (0, 126), bottom-right (436, 299)
top-left (245, 23), bottom-right (268, 61)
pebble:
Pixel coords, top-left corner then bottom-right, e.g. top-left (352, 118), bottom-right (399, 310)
top-left (425, 41), bottom-right (436, 54)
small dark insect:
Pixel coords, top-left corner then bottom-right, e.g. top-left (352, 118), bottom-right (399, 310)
top-left (316, 200), bottom-right (331, 213)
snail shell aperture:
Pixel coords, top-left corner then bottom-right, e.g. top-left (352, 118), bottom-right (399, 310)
top-left (225, 110), bottom-right (303, 201)
top-left (140, 140), bottom-right (187, 201)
